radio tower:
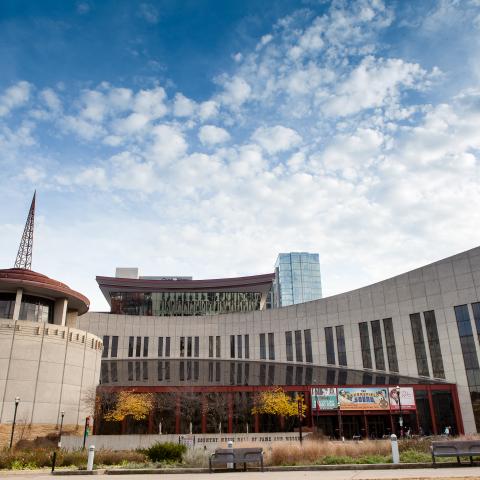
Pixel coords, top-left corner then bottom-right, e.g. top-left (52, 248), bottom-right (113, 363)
top-left (14, 191), bottom-right (36, 270)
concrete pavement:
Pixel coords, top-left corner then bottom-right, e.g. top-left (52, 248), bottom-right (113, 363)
top-left (2, 467), bottom-right (480, 480)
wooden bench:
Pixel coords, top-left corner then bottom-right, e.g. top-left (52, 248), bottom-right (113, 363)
top-left (431, 440), bottom-right (480, 465)
top-left (209, 447), bottom-right (264, 472)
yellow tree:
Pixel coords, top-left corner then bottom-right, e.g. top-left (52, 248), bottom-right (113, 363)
top-left (104, 391), bottom-right (155, 422)
top-left (252, 387), bottom-right (307, 417)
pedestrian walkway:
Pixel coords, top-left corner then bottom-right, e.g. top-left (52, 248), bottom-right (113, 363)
top-left (3, 466), bottom-right (480, 480)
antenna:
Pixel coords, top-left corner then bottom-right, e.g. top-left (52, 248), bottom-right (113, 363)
top-left (14, 191), bottom-right (36, 270)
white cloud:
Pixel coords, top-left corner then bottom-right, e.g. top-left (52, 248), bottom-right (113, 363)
top-left (112, 112), bottom-right (150, 135)
top-left (198, 125), bottom-right (230, 145)
top-left (0, 81), bottom-right (32, 117)
top-left (198, 100), bottom-right (218, 120)
top-left (148, 124), bottom-right (187, 165)
top-left (173, 93), bottom-right (196, 117)
top-left (252, 125), bottom-right (302, 154)
top-left (40, 88), bottom-right (61, 112)
top-left (133, 87), bottom-right (168, 119)
top-left (219, 76), bottom-right (251, 107)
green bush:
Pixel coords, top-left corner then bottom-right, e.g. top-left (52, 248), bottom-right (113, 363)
top-left (142, 442), bottom-right (187, 463)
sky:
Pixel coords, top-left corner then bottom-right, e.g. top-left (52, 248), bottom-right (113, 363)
top-left (1, 0), bottom-right (480, 311)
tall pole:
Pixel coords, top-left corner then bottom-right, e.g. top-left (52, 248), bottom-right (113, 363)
top-left (297, 396), bottom-right (303, 444)
top-left (337, 401), bottom-right (344, 441)
top-left (9, 397), bottom-right (20, 449)
top-left (396, 386), bottom-right (403, 438)
top-left (58, 411), bottom-right (65, 448)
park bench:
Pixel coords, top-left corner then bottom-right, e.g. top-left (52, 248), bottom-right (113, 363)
top-left (209, 447), bottom-right (264, 472)
top-left (431, 440), bottom-right (480, 465)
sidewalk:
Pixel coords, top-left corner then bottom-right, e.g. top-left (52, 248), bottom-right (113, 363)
top-left (2, 467), bottom-right (480, 480)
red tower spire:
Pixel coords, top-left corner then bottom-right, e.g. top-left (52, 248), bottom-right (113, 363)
top-left (14, 191), bottom-right (36, 270)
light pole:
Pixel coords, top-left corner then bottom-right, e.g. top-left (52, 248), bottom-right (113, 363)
top-left (396, 386), bottom-right (403, 438)
top-left (297, 395), bottom-right (303, 444)
top-left (337, 401), bottom-right (344, 442)
top-left (58, 411), bottom-right (65, 448)
top-left (9, 396), bottom-right (20, 449)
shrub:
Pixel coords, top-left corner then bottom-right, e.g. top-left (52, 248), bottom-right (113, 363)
top-left (143, 442), bottom-right (187, 463)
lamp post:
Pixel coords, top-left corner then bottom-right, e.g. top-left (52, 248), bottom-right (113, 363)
top-left (9, 396), bottom-right (20, 449)
top-left (337, 401), bottom-right (344, 442)
top-left (297, 396), bottom-right (303, 444)
top-left (58, 411), bottom-right (65, 448)
top-left (396, 386), bottom-right (403, 438)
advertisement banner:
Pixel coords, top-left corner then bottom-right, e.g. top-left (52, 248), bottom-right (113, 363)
top-left (338, 388), bottom-right (389, 410)
top-left (388, 387), bottom-right (416, 411)
top-left (311, 388), bottom-right (337, 410)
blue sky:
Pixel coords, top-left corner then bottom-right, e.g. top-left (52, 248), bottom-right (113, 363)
top-left (1, 0), bottom-right (480, 310)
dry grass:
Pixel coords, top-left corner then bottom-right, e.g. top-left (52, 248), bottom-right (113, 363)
top-left (267, 440), bottom-right (391, 466)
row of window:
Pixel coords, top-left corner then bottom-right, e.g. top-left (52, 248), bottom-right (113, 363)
top-left (285, 329), bottom-right (313, 363)
top-left (229, 335), bottom-right (250, 359)
top-left (324, 326), bottom-right (347, 366)
top-left (259, 333), bottom-right (275, 360)
top-left (100, 359), bottom-right (404, 387)
top-left (359, 318), bottom-right (399, 373)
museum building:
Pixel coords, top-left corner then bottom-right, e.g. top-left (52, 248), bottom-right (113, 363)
top-left (78, 245), bottom-right (480, 437)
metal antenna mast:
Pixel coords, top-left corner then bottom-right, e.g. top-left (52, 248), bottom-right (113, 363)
top-left (14, 191), bottom-right (36, 270)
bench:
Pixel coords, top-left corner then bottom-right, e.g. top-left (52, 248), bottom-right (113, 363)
top-left (431, 441), bottom-right (480, 465)
top-left (209, 447), bottom-right (264, 472)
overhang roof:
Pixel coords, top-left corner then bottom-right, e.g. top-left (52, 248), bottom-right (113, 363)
top-left (96, 273), bottom-right (275, 305)
top-left (0, 268), bottom-right (90, 314)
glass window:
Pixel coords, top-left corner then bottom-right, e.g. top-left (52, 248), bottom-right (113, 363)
top-left (165, 337), bottom-right (171, 357)
top-left (304, 329), bottom-right (313, 363)
top-left (135, 336), bottom-right (141, 357)
top-left (19, 295), bottom-right (54, 323)
top-left (410, 313), bottom-right (430, 376)
top-left (237, 335), bottom-right (243, 359)
top-left (127, 361), bottom-right (133, 381)
top-left (382, 318), bottom-right (398, 372)
top-left (110, 362), bottom-right (118, 382)
top-left (370, 320), bottom-right (385, 370)
top-left (230, 335), bottom-right (235, 358)
top-left (158, 337), bottom-right (164, 357)
top-left (335, 326), bottom-right (347, 366)
top-left (0, 293), bottom-right (15, 319)
top-left (359, 322), bottom-right (372, 369)
top-left (111, 336), bottom-right (118, 358)
top-left (423, 310), bottom-right (445, 378)
top-left (268, 332), bottom-right (275, 360)
top-left (187, 337), bottom-right (192, 357)
top-left (454, 304), bottom-right (480, 430)
top-left (471, 302), bottom-right (480, 346)
top-left (208, 336), bottom-right (214, 358)
top-left (143, 337), bottom-right (149, 357)
top-left (194, 336), bottom-right (199, 357)
top-left (259, 333), bottom-right (266, 360)
top-left (102, 336), bottom-right (110, 358)
top-left (128, 336), bottom-right (134, 358)
top-left (180, 337), bottom-right (185, 357)
top-left (325, 327), bottom-right (335, 365)
top-left (244, 335), bottom-right (250, 359)
top-left (216, 336), bottom-right (221, 358)
top-left (285, 331), bottom-right (293, 361)
top-left (295, 330), bottom-right (303, 362)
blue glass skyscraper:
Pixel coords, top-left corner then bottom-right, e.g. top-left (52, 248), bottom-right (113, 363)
top-left (274, 252), bottom-right (322, 307)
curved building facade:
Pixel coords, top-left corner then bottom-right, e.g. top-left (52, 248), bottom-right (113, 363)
top-left (0, 268), bottom-right (102, 435)
top-left (79, 245), bottom-right (480, 434)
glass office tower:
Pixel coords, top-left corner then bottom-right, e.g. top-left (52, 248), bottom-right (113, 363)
top-left (274, 252), bottom-right (322, 307)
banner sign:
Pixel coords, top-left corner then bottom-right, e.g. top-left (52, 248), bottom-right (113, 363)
top-left (338, 388), bottom-right (389, 410)
top-left (311, 388), bottom-right (337, 410)
top-left (388, 387), bottom-right (416, 411)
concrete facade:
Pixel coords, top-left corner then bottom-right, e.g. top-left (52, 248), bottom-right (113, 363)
top-left (0, 319), bottom-right (102, 427)
top-left (78, 246), bottom-right (480, 433)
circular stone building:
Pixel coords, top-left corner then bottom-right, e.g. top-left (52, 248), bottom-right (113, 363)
top-left (0, 195), bottom-right (102, 446)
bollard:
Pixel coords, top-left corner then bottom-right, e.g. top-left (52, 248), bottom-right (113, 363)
top-left (390, 434), bottom-right (400, 464)
top-left (87, 445), bottom-right (95, 471)
top-left (227, 440), bottom-right (234, 469)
